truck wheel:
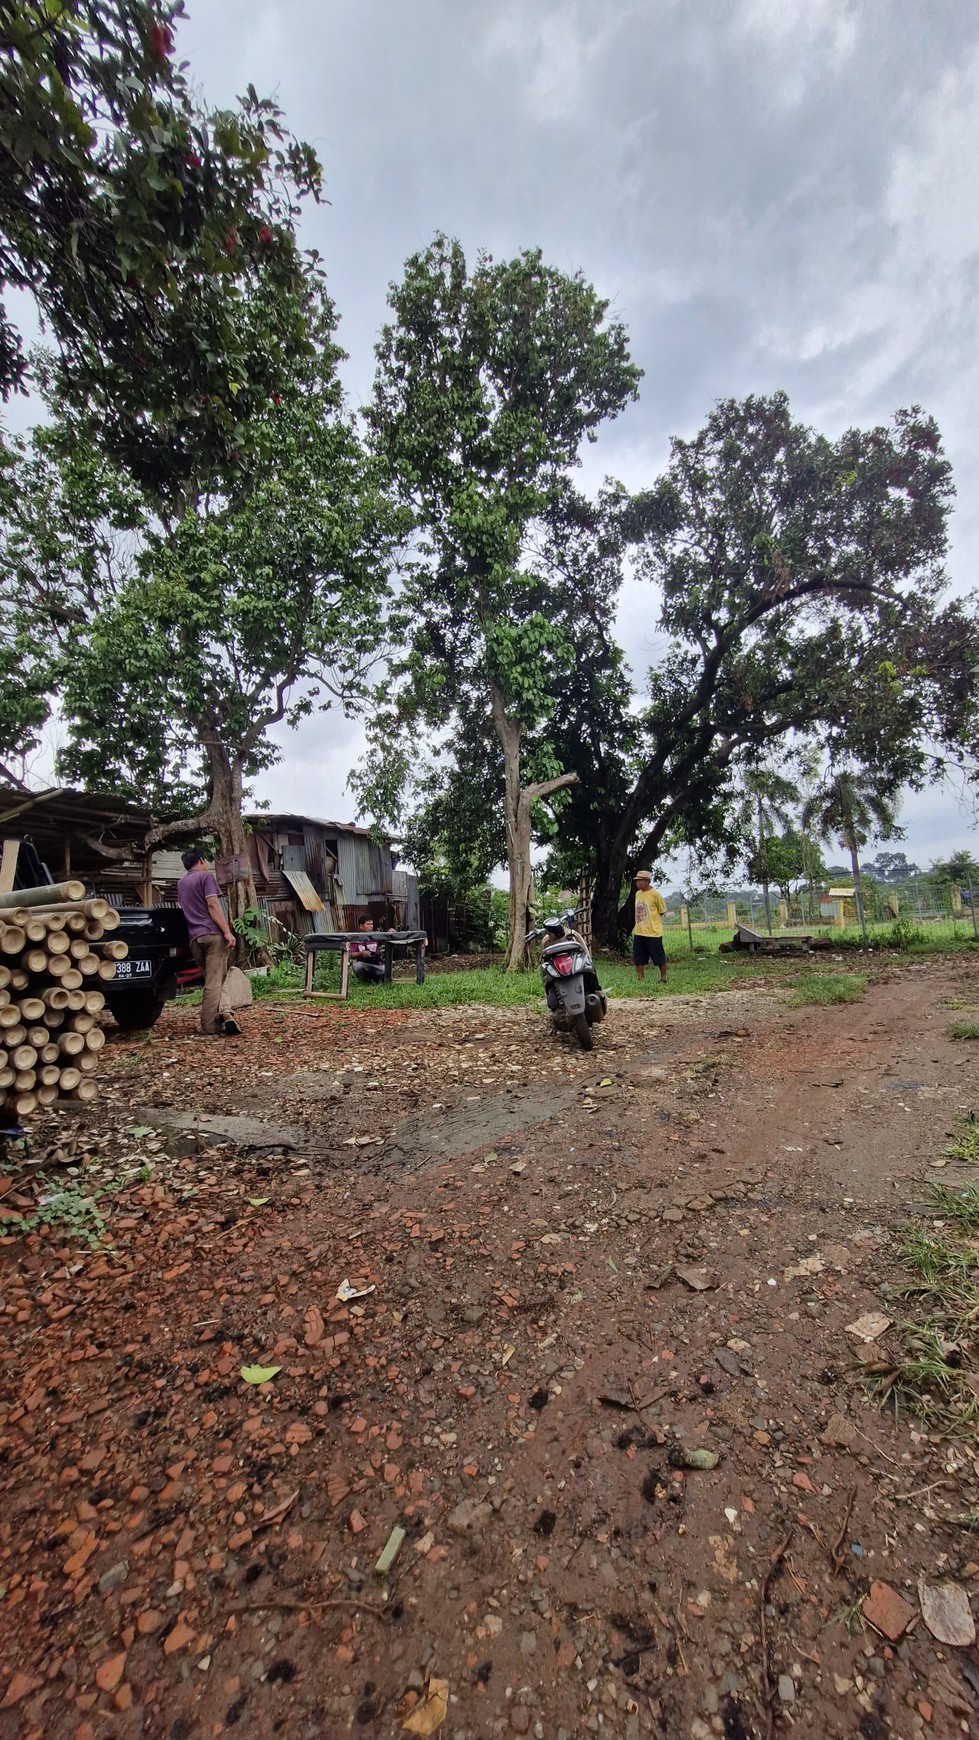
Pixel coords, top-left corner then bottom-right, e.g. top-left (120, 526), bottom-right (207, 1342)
top-left (106, 994), bottom-right (166, 1032)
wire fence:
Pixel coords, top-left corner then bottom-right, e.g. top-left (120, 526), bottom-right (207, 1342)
top-left (662, 882), bottom-right (979, 951)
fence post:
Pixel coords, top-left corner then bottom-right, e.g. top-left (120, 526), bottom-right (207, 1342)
top-left (970, 885), bottom-right (978, 941)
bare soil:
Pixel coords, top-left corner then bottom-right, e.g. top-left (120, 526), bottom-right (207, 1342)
top-left (2, 957), bottom-right (979, 1739)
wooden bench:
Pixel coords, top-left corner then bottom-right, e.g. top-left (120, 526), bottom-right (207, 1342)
top-left (303, 931), bottom-right (427, 999)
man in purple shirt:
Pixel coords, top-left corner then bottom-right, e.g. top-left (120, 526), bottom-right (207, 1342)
top-left (176, 848), bottom-right (241, 1036)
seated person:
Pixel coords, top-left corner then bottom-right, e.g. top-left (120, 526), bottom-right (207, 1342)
top-left (350, 914), bottom-right (386, 982)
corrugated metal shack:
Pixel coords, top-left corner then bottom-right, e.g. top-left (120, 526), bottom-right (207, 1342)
top-left (244, 813), bottom-right (419, 939)
top-left (0, 784), bottom-right (173, 903)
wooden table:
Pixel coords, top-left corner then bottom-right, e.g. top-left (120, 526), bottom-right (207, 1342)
top-left (303, 931), bottom-right (427, 999)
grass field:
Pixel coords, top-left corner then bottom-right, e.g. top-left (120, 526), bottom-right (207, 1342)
top-left (172, 924), bottom-right (977, 1016)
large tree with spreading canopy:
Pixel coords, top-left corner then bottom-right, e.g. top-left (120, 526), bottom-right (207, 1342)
top-left (363, 234), bottom-right (641, 968)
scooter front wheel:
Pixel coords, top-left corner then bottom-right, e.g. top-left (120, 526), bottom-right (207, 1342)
top-left (573, 1013), bottom-right (594, 1051)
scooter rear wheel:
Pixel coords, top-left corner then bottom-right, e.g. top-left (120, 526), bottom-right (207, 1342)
top-left (573, 1012), bottom-right (594, 1051)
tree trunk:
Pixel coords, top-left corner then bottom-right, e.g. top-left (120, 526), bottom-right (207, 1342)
top-left (145, 730), bottom-right (263, 964)
top-left (847, 833), bottom-right (868, 943)
top-left (490, 683), bottom-right (578, 972)
top-left (758, 796), bottom-right (773, 934)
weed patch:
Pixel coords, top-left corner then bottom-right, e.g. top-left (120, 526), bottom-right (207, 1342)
top-left (788, 973), bottom-right (867, 1007)
top-left (949, 1021), bottom-right (979, 1041)
top-left (944, 1119), bottom-right (979, 1166)
top-left (874, 1172), bottom-right (979, 1439)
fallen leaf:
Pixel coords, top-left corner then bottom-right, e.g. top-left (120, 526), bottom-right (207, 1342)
top-left (918, 1578), bottom-right (976, 1647)
top-left (675, 1266), bottom-right (718, 1292)
top-left (129, 1125), bottom-right (155, 1138)
top-left (845, 1312), bottom-right (891, 1343)
top-left (247, 1196), bottom-right (270, 1207)
top-left (303, 1305), bottom-right (325, 1347)
top-left (256, 1489), bottom-right (300, 1531)
top-left (403, 1677), bottom-right (449, 1734)
top-left (240, 1364), bottom-right (281, 1385)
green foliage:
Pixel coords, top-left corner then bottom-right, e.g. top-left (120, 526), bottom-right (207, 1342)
top-left (887, 917), bottom-right (918, 950)
top-left (582, 391), bottom-right (965, 940)
top-left (8, 290), bottom-right (396, 864)
top-left (949, 1021), bottom-right (979, 1041)
top-left (362, 236), bottom-right (641, 963)
top-left (0, 1), bottom-right (324, 504)
top-left (882, 1177), bottom-right (979, 1437)
top-left (232, 904), bottom-right (268, 950)
top-left (944, 1117), bottom-right (979, 1166)
top-left (788, 973), bottom-right (867, 1006)
top-left (930, 851), bottom-right (979, 887)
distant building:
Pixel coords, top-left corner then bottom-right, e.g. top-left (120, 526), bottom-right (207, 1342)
top-left (242, 812), bottom-right (419, 938)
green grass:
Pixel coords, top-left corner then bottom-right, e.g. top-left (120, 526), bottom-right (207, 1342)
top-left (875, 1170), bottom-right (979, 1438)
top-left (944, 1118), bottom-right (979, 1166)
top-left (788, 973), bottom-right (867, 1007)
top-left (949, 1021), bottom-right (979, 1041)
top-left (175, 947), bottom-right (814, 1014)
top-left (168, 922), bottom-right (977, 1018)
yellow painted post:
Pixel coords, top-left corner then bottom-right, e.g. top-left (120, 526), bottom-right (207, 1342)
top-left (777, 901), bottom-right (788, 928)
top-left (726, 901), bottom-right (737, 928)
top-left (951, 884), bottom-right (963, 915)
top-left (837, 901), bottom-right (846, 928)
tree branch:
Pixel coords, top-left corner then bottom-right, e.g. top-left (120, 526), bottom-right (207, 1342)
top-left (524, 770), bottom-right (579, 801)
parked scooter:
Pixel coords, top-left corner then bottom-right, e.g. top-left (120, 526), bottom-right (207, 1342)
top-left (525, 908), bottom-right (607, 1051)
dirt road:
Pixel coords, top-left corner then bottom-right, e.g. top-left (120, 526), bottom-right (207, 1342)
top-left (2, 958), bottom-right (979, 1739)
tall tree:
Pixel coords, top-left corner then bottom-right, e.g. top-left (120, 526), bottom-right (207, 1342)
top-left (364, 236), bottom-right (641, 968)
top-left (0, 0), bottom-right (322, 493)
top-left (6, 284), bottom-right (396, 922)
top-left (736, 763), bottom-right (799, 932)
top-left (802, 767), bottom-right (903, 942)
top-left (577, 393), bottom-right (964, 943)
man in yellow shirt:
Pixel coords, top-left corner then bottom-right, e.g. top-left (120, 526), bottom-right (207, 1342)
top-left (632, 869), bottom-right (668, 985)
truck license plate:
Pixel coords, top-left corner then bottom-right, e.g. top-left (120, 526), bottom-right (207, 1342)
top-left (113, 960), bottom-right (152, 979)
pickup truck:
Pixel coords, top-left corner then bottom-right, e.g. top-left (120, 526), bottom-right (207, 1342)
top-left (106, 905), bottom-right (201, 1029)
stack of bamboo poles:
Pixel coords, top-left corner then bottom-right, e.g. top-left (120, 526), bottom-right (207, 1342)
top-left (0, 880), bottom-right (126, 1119)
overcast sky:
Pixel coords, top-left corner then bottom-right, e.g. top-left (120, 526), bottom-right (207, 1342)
top-left (21, 0), bottom-right (979, 871)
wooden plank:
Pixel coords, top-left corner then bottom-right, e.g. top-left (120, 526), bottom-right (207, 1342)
top-left (0, 839), bottom-right (20, 894)
top-left (305, 945), bottom-right (350, 1000)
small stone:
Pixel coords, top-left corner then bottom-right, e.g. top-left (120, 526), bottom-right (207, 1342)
top-left (97, 1560), bottom-right (129, 1595)
top-left (94, 1654), bottom-right (126, 1694)
top-left (136, 1609), bottom-right (164, 1636)
top-left (519, 1631), bottom-right (537, 1657)
top-left (862, 1581), bottom-right (917, 1642)
top-left (2, 1672), bottom-right (40, 1709)
top-left (483, 1614), bottom-right (503, 1637)
top-left (510, 1707), bottom-right (531, 1734)
top-left (714, 1349), bottom-right (741, 1378)
top-left (821, 1414), bottom-right (859, 1449)
top-left (662, 1208), bottom-right (685, 1223)
top-left (777, 1674), bottom-right (795, 1704)
top-left (162, 1620), bottom-right (196, 1656)
top-left (446, 1498), bottom-right (493, 1537)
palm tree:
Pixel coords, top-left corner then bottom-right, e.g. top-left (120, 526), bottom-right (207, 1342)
top-left (736, 765), bottom-right (799, 933)
top-left (801, 769), bottom-right (903, 943)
